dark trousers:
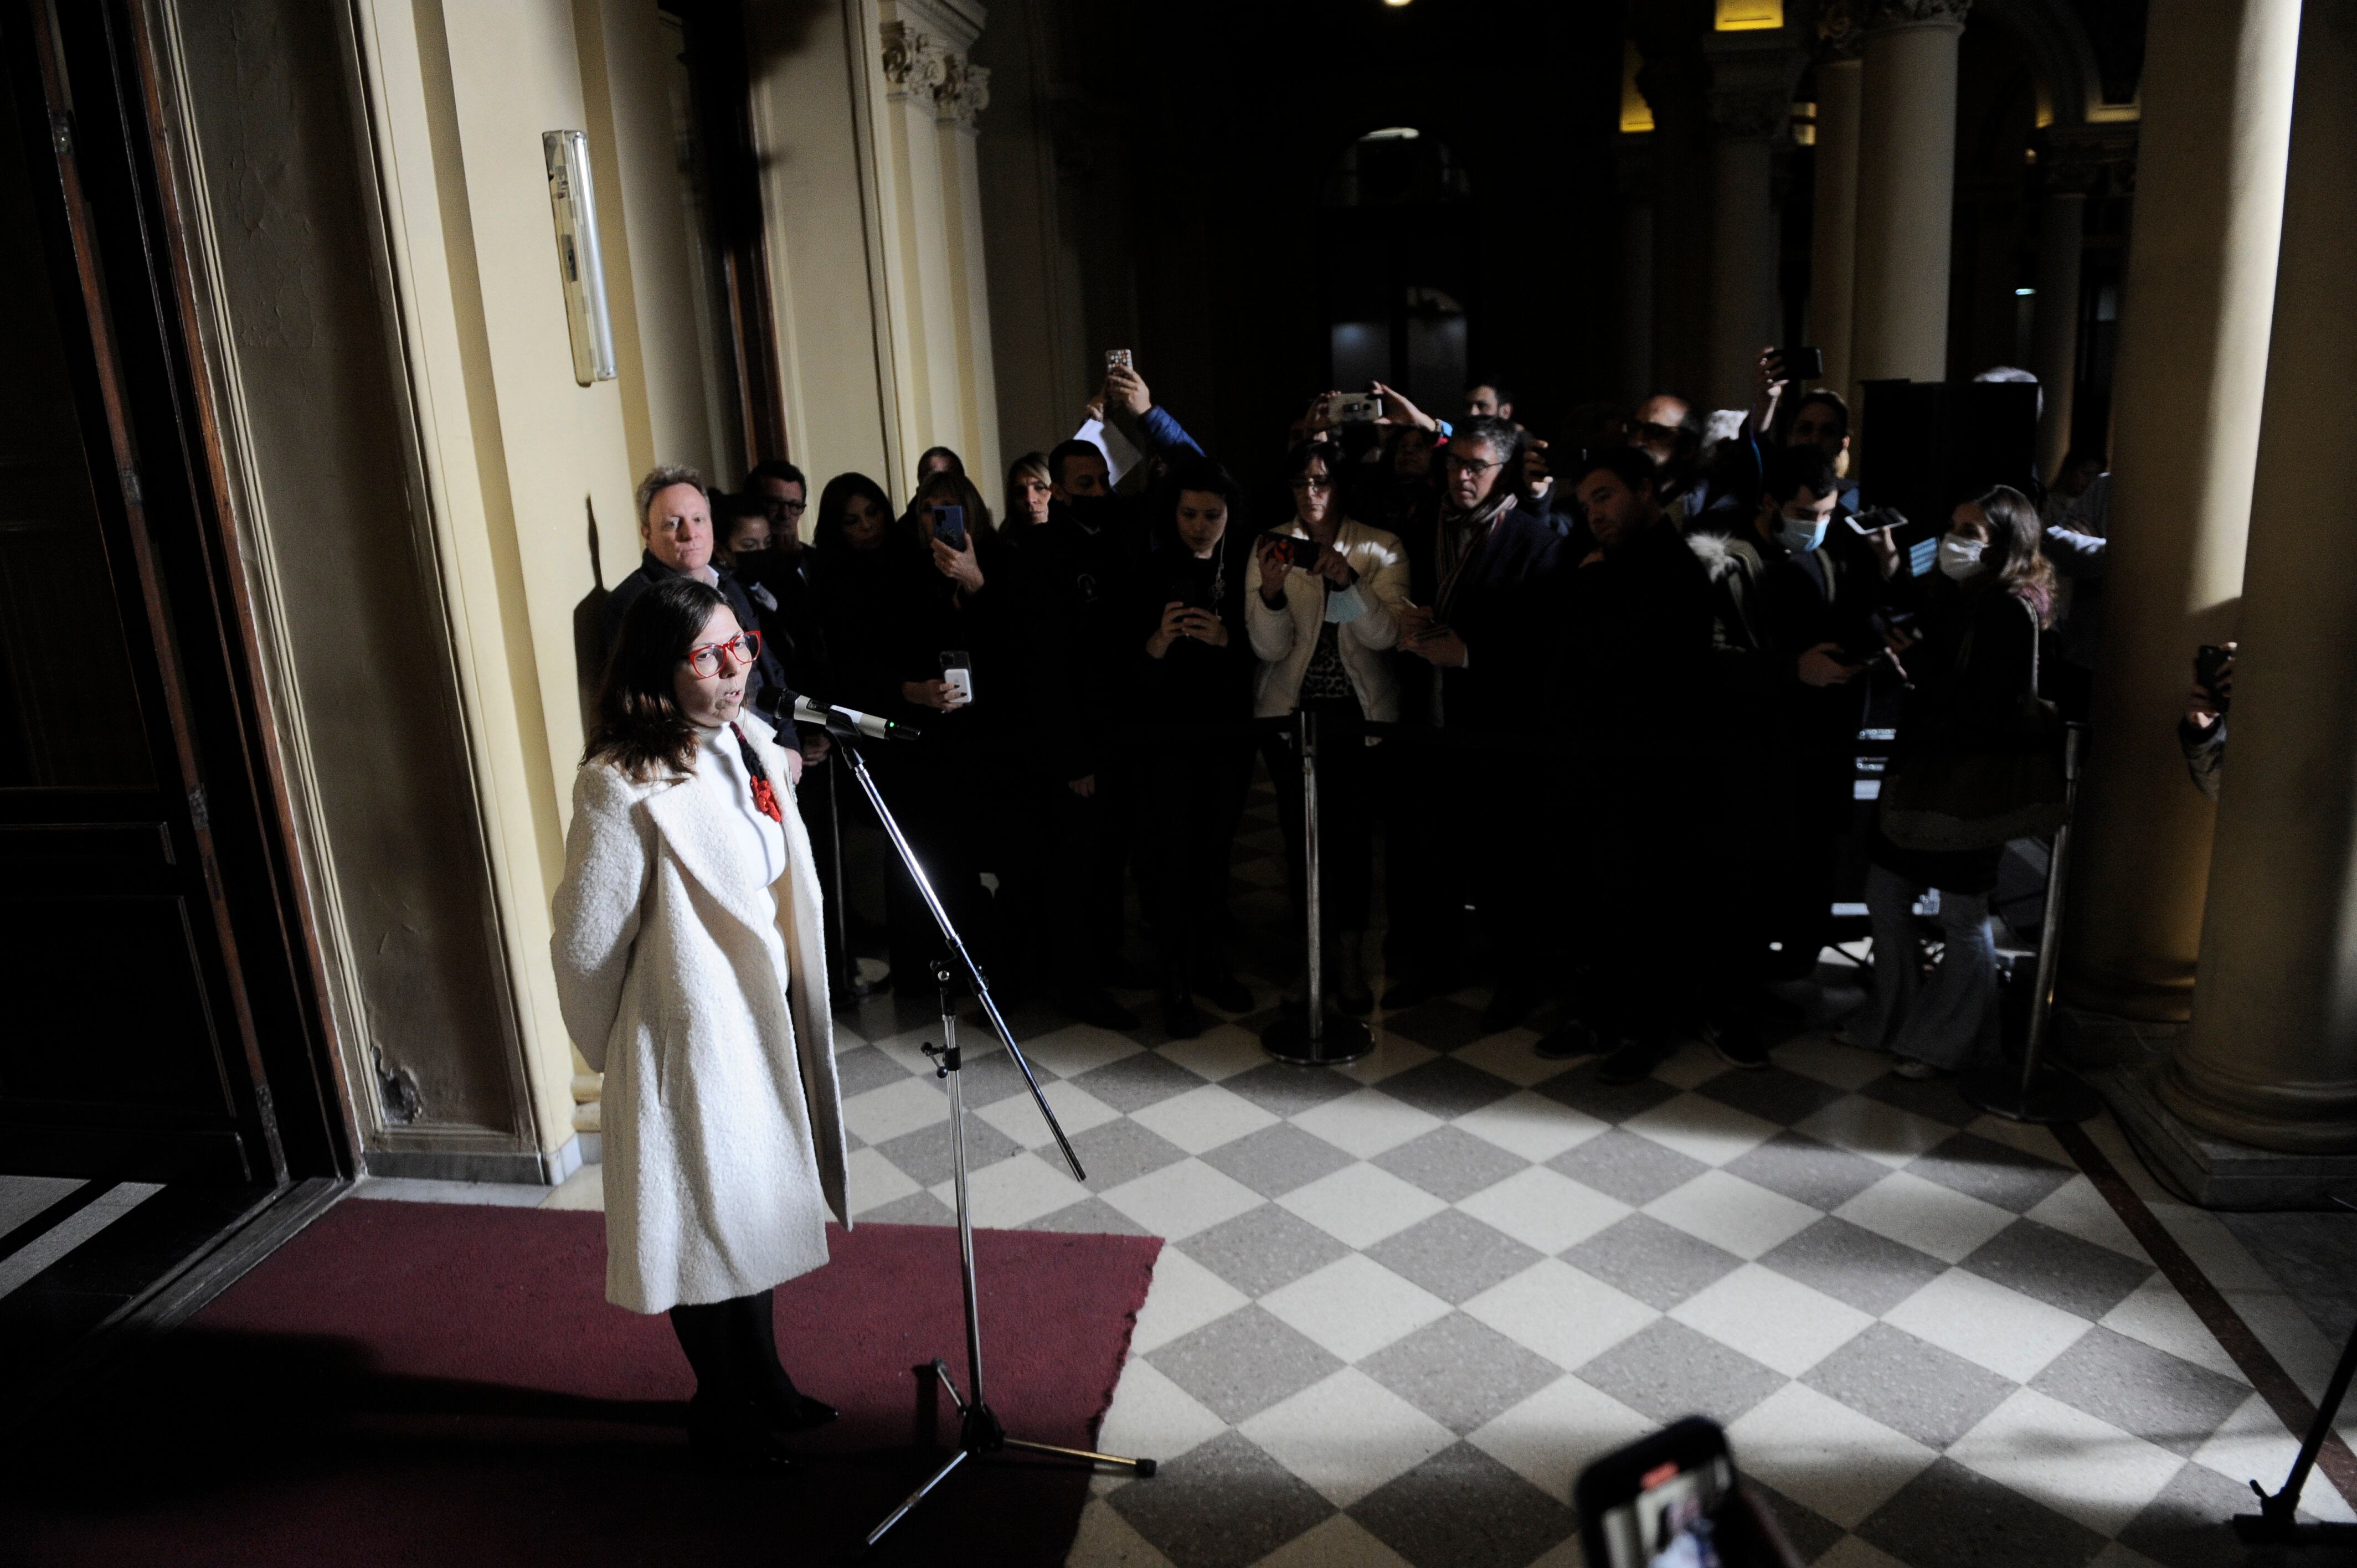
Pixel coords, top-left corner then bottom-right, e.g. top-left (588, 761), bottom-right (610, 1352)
top-left (1031, 762), bottom-right (1132, 994)
top-left (1262, 709), bottom-right (1376, 936)
top-left (1141, 733), bottom-right (1252, 991)
top-left (668, 1289), bottom-right (800, 1415)
top-left (1383, 733), bottom-right (1545, 984)
top-left (876, 751), bottom-right (992, 988)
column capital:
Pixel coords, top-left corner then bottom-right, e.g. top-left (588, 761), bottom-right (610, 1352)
top-left (1865, 0), bottom-right (1970, 33)
top-left (879, 10), bottom-right (991, 129)
top-left (1817, 1), bottom-right (1867, 61)
top-left (1703, 30), bottom-right (1805, 144)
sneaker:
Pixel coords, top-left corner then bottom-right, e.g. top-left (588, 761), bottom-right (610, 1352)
top-left (1196, 972), bottom-right (1254, 1014)
top-left (1892, 1058), bottom-right (1946, 1081)
top-left (1059, 989), bottom-right (1140, 1031)
top-left (1535, 1022), bottom-right (1601, 1061)
top-left (1481, 977), bottom-right (1542, 1034)
top-left (1595, 1036), bottom-right (1669, 1086)
top-left (1712, 1016), bottom-right (1772, 1070)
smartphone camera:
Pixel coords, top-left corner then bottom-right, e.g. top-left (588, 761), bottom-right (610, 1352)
top-left (1776, 345), bottom-right (1824, 381)
top-left (1107, 348), bottom-right (1134, 374)
top-left (2194, 643), bottom-right (2232, 711)
top-left (930, 503), bottom-right (967, 550)
top-left (1329, 393), bottom-right (1380, 425)
top-left (940, 649), bottom-right (973, 706)
top-left (1578, 1417), bottom-right (1792, 1568)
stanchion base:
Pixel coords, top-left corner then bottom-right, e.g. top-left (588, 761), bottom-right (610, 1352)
top-left (1261, 1010), bottom-right (1373, 1066)
top-left (1961, 1064), bottom-right (2102, 1125)
top-left (2234, 1515), bottom-right (2357, 1546)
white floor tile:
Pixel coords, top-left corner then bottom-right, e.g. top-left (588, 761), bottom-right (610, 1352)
top-left (2150, 1201), bottom-right (2278, 1292)
top-left (944, 1151), bottom-right (1088, 1228)
top-left (841, 1076), bottom-right (948, 1146)
top-left (1452, 1031), bottom-right (1563, 1089)
top-left (1094, 1358), bottom-right (1230, 1464)
top-left (2190, 1391), bottom-right (2357, 1526)
top-left (1948, 1386), bottom-right (2185, 1536)
top-left (1882, 1267), bottom-right (2092, 1383)
top-left (1643, 1170), bottom-right (1821, 1260)
top-left (1470, 1373), bottom-right (1655, 1505)
top-left (846, 1146), bottom-right (920, 1215)
top-left (1129, 1246), bottom-right (1252, 1356)
top-left (1457, 1167), bottom-right (1631, 1255)
top-left (978, 1078), bottom-right (1124, 1151)
top-left (1239, 1366), bottom-right (1458, 1507)
top-left (1289, 1088), bottom-right (1444, 1159)
top-left (1813, 1536), bottom-right (1914, 1568)
top-left (1622, 1094), bottom-right (1781, 1168)
top-left (2098, 1272), bottom-right (2243, 1383)
top-left (1279, 1162), bottom-right (1448, 1249)
top-left (538, 1163), bottom-right (606, 1211)
top-left (1775, 1038), bottom-right (1892, 1092)
top-left (1129, 1084), bottom-right (1280, 1156)
top-left (1833, 1170), bottom-right (2015, 1263)
top-left (2024, 1174), bottom-right (2150, 1264)
top-left (1336, 1039), bottom-right (1438, 1086)
top-left (1452, 1090), bottom-right (1608, 1164)
top-left (1154, 1026), bottom-right (1266, 1084)
top-left (1962, 1113), bottom-right (2071, 1169)
top-left (1653, 1038), bottom-right (1727, 1090)
top-left (1793, 1096), bottom-right (1954, 1168)
top-left (1064, 1495), bottom-right (1177, 1568)
top-left (1672, 1263), bottom-right (1875, 1378)
top-left (1259, 1254), bottom-right (1452, 1364)
top-left (1250, 1513), bottom-right (1416, 1568)
top-left (1100, 1158), bottom-right (1265, 1241)
top-left (1464, 1257), bottom-right (1659, 1372)
top-left (1727, 1381), bottom-right (1939, 1529)
top-left (1016, 1024), bottom-right (1144, 1080)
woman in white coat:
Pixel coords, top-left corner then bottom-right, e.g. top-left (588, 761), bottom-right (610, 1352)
top-left (551, 574), bottom-right (848, 1472)
top-left (1247, 441), bottom-right (1410, 1014)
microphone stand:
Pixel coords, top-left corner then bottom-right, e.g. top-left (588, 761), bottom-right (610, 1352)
top-left (820, 716), bottom-right (1156, 1552)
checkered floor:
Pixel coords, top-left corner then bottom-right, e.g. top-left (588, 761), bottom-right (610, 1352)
top-left (815, 788), bottom-right (2357, 1568)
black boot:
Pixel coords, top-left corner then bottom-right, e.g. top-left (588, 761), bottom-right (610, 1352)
top-left (729, 1290), bottom-right (838, 1432)
top-left (670, 1298), bottom-right (795, 1473)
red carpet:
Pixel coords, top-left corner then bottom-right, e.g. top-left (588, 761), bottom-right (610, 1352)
top-left (1, 1200), bottom-right (1160, 1567)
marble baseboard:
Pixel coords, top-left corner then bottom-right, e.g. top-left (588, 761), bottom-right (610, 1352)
top-left (363, 1133), bottom-right (583, 1187)
top-left (2051, 1005), bottom-right (2185, 1071)
top-left (2094, 1066), bottom-right (2357, 1210)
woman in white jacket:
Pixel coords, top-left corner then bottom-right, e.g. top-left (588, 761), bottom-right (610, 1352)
top-left (551, 575), bottom-right (848, 1473)
top-left (1247, 441), bottom-right (1410, 1013)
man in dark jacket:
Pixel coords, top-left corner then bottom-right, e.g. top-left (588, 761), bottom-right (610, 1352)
top-left (603, 465), bottom-right (797, 729)
top-left (1386, 417), bottom-right (1569, 1027)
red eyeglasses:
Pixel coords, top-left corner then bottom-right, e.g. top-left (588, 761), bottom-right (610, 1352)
top-left (683, 630), bottom-right (762, 677)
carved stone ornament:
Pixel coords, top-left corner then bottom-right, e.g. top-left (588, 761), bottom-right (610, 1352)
top-left (1866, 0), bottom-right (1970, 27)
top-left (881, 20), bottom-right (989, 127)
top-left (1818, 0), bottom-right (1866, 59)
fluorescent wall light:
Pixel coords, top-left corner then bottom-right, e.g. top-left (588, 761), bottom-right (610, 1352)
top-left (1714, 0), bottom-right (1783, 30)
top-left (543, 130), bottom-right (617, 388)
top-left (2015, 287), bottom-right (2036, 296)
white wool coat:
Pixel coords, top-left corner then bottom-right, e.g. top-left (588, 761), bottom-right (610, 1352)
top-left (550, 713), bottom-right (848, 1314)
top-left (1244, 517), bottom-right (1411, 721)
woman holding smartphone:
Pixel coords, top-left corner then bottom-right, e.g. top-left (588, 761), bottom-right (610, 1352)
top-left (1135, 457), bottom-right (1258, 1038)
top-left (551, 576), bottom-right (843, 1473)
top-left (1247, 441), bottom-right (1409, 1014)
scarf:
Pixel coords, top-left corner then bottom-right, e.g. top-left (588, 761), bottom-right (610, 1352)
top-left (1435, 488), bottom-right (1517, 621)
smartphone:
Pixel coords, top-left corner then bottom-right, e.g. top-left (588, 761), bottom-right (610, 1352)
top-left (1164, 576), bottom-right (1211, 613)
top-left (1776, 345), bottom-right (1824, 380)
top-left (1107, 348), bottom-right (1133, 374)
top-left (2195, 643), bottom-right (2232, 707)
top-left (1329, 392), bottom-right (1380, 425)
top-left (940, 649), bottom-right (973, 705)
top-left (930, 503), bottom-right (967, 550)
top-left (1578, 1417), bottom-right (1787, 1568)
top-left (1267, 532), bottom-right (1320, 569)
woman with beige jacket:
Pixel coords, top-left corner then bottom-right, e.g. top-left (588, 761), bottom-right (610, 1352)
top-left (1246, 441), bottom-right (1411, 1013)
top-left (551, 574), bottom-right (847, 1474)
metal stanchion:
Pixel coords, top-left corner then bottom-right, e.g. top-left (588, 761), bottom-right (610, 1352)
top-left (1262, 709), bottom-right (1371, 1065)
top-left (1963, 723), bottom-right (2099, 1124)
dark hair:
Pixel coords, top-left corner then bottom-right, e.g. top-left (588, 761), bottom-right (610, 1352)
top-left (1466, 377), bottom-right (1516, 409)
top-left (585, 576), bottom-right (728, 779)
top-left (1156, 456), bottom-right (1247, 606)
top-left (745, 459), bottom-right (806, 492)
top-left (712, 491), bottom-right (770, 550)
top-left (1789, 389), bottom-right (1850, 439)
top-left (1637, 392), bottom-right (1705, 442)
top-left (1452, 415), bottom-right (1524, 471)
top-left (1048, 439), bottom-right (1105, 491)
top-left (915, 446), bottom-right (966, 483)
top-left (813, 472), bottom-right (893, 550)
top-left (907, 468), bottom-right (996, 543)
top-left (1567, 446), bottom-right (1658, 499)
top-left (1970, 485), bottom-right (2057, 627)
top-left (1284, 440), bottom-right (1339, 483)
top-left (1761, 443), bottom-right (1840, 506)
top-left (636, 463), bottom-right (709, 529)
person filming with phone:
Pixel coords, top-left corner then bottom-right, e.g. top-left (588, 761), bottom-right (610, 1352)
top-left (1247, 440), bottom-right (1409, 1016)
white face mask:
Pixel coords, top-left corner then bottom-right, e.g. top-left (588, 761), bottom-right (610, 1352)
top-left (1777, 513), bottom-right (1830, 555)
top-left (1937, 534), bottom-right (1987, 581)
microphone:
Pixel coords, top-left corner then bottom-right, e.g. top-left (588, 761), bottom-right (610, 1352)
top-left (791, 696), bottom-right (920, 742)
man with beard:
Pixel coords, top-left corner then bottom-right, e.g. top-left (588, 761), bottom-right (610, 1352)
top-left (1536, 449), bottom-right (1717, 1081)
top-left (1385, 416), bottom-right (1568, 1029)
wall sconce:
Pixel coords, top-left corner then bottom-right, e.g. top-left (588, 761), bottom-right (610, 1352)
top-left (1713, 0), bottom-right (1784, 29)
top-left (543, 130), bottom-right (616, 387)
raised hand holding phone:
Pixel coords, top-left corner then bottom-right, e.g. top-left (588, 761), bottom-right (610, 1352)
top-left (1256, 535), bottom-right (1294, 601)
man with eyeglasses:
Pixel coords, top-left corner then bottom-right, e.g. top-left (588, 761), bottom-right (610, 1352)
top-left (1385, 415), bottom-right (1569, 1028)
top-left (604, 464), bottom-right (797, 733)
top-left (744, 460), bottom-right (810, 558)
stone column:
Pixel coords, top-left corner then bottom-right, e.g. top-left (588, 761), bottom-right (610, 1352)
top-left (1704, 33), bottom-right (1798, 412)
top-left (2164, 0), bottom-right (2357, 1155)
top-left (1809, 35), bottom-right (1862, 399)
top-left (2026, 165), bottom-right (2087, 480)
top-left (2057, 0), bottom-right (2300, 1023)
top-left (1848, 0), bottom-right (1967, 397)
